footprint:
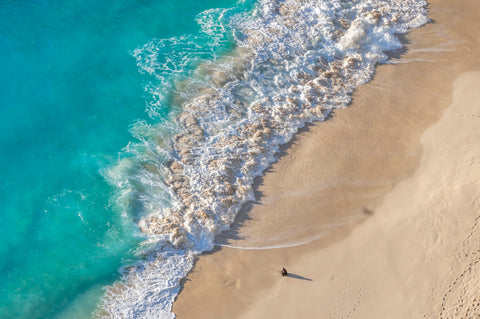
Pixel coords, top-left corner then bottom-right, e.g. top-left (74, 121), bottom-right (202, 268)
top-left (329, 284), bottom-right (362, 319)
top-left (439, 256), bottom-right (480, 318)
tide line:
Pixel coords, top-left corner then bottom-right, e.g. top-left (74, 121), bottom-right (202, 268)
top-left (214, 232), bottom-right (326, 250)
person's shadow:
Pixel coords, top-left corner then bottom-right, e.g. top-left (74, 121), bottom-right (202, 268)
top-left (285, 273), bottom-right (313, 281)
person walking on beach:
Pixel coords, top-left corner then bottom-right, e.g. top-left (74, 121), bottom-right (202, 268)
top-left (281, 267), bottom-right (288, 276)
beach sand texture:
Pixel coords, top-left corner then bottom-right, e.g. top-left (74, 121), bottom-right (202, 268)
top-left (173, 0), bottom-right (480, 318)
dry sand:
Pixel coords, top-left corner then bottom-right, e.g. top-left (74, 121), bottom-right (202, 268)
top-left (173, 0), bottom-right (480, 318)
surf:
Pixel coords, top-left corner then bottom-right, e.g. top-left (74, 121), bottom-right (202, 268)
top-left (100, 0), bottom-right (429, 317)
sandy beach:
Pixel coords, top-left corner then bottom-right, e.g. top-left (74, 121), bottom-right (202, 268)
top-left (172, 0), bottom-right (480, 318)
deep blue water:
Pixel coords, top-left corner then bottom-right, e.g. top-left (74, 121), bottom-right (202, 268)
top-left (0, 0), bottom-right (236, 317)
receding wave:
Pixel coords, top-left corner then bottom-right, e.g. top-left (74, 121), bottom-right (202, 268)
top-left (99, 0), bottom-right (428, 317)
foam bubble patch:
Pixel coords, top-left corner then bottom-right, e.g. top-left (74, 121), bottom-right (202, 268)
top-left (100, 0), bottom-right (428, 317)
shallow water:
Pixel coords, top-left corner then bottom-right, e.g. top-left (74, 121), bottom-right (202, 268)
top-left (0, 0), bottom-right (235, 317)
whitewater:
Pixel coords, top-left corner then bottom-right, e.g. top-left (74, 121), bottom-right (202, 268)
top-left (94, 0), bottom-right (430, 317)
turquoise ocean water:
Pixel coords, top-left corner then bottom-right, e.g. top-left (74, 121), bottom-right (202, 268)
top-left (0, 0), bottom-right (237, 317)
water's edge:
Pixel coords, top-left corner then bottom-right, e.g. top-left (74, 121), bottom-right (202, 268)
top-left (99, 0), bottom-right (429, 317)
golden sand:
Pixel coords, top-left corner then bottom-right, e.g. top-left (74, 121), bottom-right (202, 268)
top-left (173, 0), bottom-right (480, 317)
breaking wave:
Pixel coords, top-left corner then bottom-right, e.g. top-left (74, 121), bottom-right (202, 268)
top-left (100, 0), bottom-right (428, 317)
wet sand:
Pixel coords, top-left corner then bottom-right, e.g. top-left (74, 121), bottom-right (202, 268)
top-left (172, 0), bottom-right (480, 317)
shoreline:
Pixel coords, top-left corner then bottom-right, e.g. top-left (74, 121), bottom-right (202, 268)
top-left (173, 0), bottom-right (480, 318)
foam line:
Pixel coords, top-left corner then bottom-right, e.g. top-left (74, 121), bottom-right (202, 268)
top-left (214, 233), bottom-right (326, 250)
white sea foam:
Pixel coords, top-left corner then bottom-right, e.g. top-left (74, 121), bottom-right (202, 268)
top-left (215, 234), bottom-right (326, 250)
top-left (100, 0), bottom-right (428, 317)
